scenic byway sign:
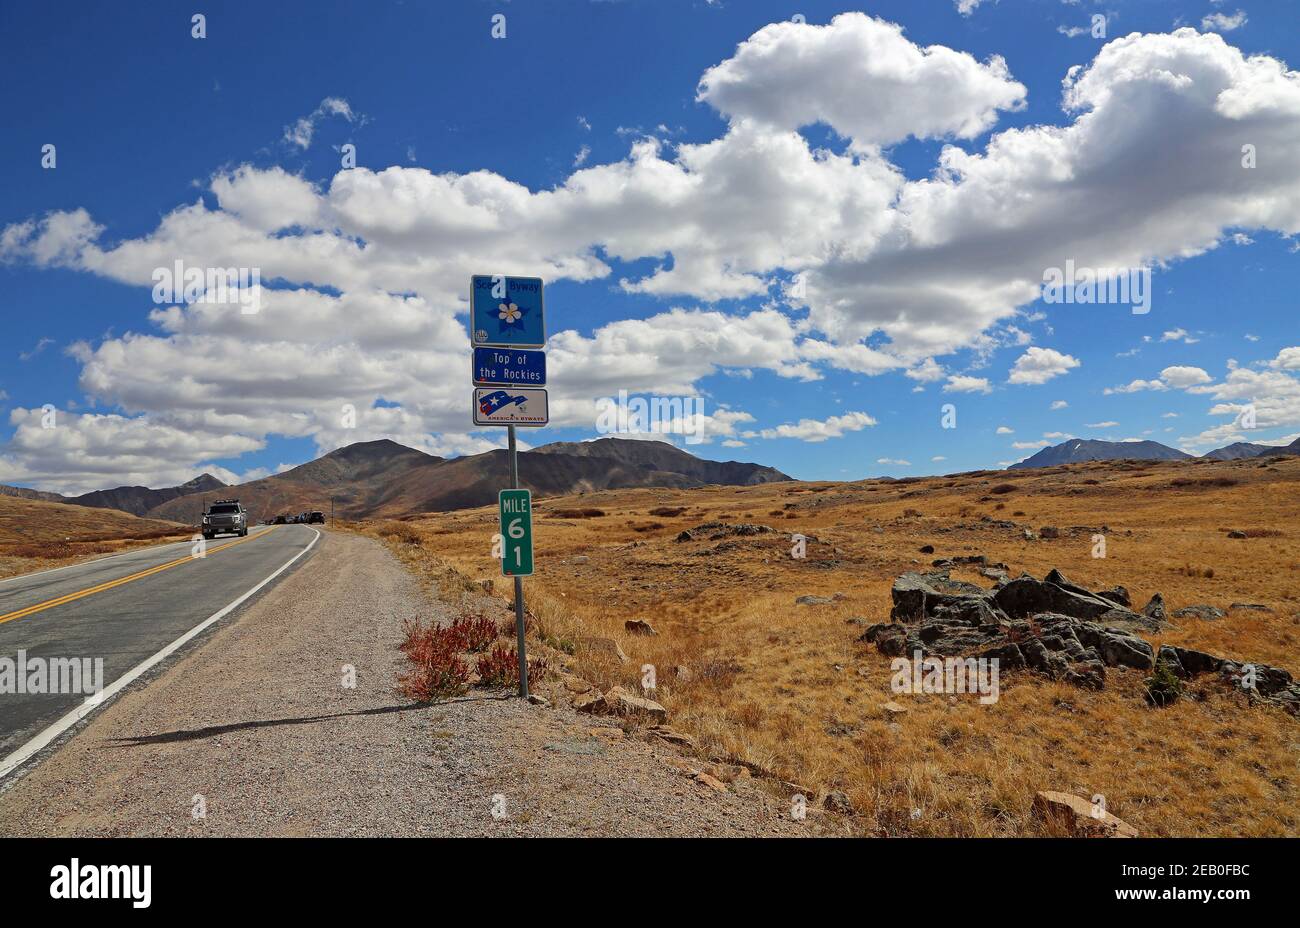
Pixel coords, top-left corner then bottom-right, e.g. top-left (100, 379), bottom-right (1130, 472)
top-left (498, 489), bottom-right (534, 577)
top-left (473, 346), bottom-right (546, 387)
top-left (468, 274), bottom-right (547, 696)
top-left (471, 275), bottom-right (545, 348)
top-left (469, 275), bottom-right (548, 426)
top-left (473, 387), bottom-right (549, 426)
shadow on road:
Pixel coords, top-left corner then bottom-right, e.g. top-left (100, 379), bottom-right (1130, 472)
top-left (106, 693), bottom-right (516, 746)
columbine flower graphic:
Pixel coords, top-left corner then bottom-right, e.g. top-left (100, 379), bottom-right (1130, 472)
top-left (498, 302), bottom-right (521, 324)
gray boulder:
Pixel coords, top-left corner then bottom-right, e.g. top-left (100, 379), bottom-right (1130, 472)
top-left (1044, 568), bottom-right (1095, 598)
top-left (981, 566), bottom-right (1011, 584)
top-left (979, 641), bottom-right (1026, 670)
top-left (1140, 593), bottom-right (1167, 625)
top-left (930, 596), bottom-right (1007, 628)
top-left (795, 594), bottom-right (834, 606)
top-left (1096, 606), bottom-right (1164, 634)
top-left (1096, 633), bottom-right (1154, 670)
top-left (916, 622), bottom-right (1002, 656)
top-left (889, 571), bottom-right (988, 623)
top-left (994, 576), bottom-right (1125, 622)
top-left (861, 623), bottom-right (909, 657)
top-left (1157, 645), bottom-right (1223, 678)
top-left (1064, 660), bottom-right (1106, 690)
top-left (1220, 661), bottom-right (1294, 698)
top-left (1097, 585), bottom-right (1131, 608)
top-left (1172, 604), bottom-right (1226, 621)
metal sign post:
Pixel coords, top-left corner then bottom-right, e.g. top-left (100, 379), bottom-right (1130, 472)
top-left (472, 274), bottom-right (548, 699)
top-left (504, 432), bottom-right (530, 698)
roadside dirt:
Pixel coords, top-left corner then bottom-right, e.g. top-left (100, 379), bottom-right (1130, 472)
top-left (0, 530), bottom-right (814, 836)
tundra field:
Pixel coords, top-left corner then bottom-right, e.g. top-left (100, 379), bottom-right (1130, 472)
top-left (0, 495), bottom-right (189, 580)
top-left (360, 454), bottom-right (1300, 837)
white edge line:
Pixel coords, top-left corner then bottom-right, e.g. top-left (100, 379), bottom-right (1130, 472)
top-left (0, 527), bottom-right (321, 782)
top-left (0, 527), bottom-right (270, 587)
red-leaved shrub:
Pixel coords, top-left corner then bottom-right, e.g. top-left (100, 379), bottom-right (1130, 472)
top-left (397, 618), bottom-right (469, 700)
top-left (475, 645), bottom-right (547, 689)
top-left (445, 614), bottom-right (499, 652)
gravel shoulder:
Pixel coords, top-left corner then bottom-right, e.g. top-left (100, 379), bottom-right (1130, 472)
top-left (0, 530), bottom-right (811, 837)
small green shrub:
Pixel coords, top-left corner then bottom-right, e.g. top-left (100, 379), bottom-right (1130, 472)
top-left (1145, 662), bottom-right (1183, 707)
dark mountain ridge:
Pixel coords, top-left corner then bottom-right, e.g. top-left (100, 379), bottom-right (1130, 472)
top-left (70, 473), bottom-right (228, 516)
top-left (1009, 439), bottom-right (1192, 470)
top-left (142, 437), bottom-right (793, 522)
top-left (533, 437), bottom-right (790, 486)
top-left (1010, 436), bottom-right (1300, 470)
top-left (0, 473), bottom-right (227, 516)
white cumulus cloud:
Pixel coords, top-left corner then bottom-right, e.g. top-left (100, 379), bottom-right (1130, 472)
top-left (1007, 347), bottom-right (1080, 385)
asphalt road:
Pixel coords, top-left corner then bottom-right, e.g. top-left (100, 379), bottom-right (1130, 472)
top-left (0, 524), bottom-right (320, 768)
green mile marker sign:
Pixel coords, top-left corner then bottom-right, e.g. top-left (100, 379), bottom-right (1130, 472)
top-left (498, 489), bottom-right (534, 577)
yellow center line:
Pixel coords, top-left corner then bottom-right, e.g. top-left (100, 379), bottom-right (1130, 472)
top-left (0, 527), bottom-right (279, 627)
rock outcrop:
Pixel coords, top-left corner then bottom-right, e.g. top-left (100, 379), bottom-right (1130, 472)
top-left (862, 568), bottom-right (1161, 689)
top-left (860, 566), bottom-right (1300, 708)
top-left (1171, 604), bottom-right (1226, 621)
top-left (675, 521), bottom-right (774, 542)
top-left (576, 685), bottom-right (669, 723)
top-left (1157, 645), bottom-right (1300, 712)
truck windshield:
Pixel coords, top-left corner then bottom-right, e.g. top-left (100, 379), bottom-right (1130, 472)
top-left (209, 504), bottom-right (240, 514)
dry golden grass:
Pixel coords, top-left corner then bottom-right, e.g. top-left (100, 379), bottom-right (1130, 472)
top-left (357, 454), bottom-right (1300, 836)
top-left (0, 495), bottom-right (190, 579)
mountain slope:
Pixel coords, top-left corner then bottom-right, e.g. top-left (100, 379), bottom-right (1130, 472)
top-left (532, 437), bottom-right (791, 485)
top-left (144, 439), bottom-right (440, 523)
top-left (0, 494), bottom-right (185, 547)
top-left (69, 474), bottom-right (227, 516)
top-left (373, 448), bottom-right (686, 517)
top-left (0, 484), bottom-right (67, 504)
top-left (1008, 439), bottom-right (1193, 470)
top-left (1202, 442), bottom-right (1276, 461)
top-left (0, 495), bottom-right (189, 580)
top-left (143, 437), bottom-right (792, 522)
top-left (0, 474), bottom-right (227, 515)
top-left (368, 437), bottom-right (792, 516)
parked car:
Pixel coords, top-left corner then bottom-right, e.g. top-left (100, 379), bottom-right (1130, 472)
top-left (306, 510), bottom-right (325, 524)
top-left (273, 514), bottom-right (287, 525)
top-left (202, 499), bottom-right (248, 539)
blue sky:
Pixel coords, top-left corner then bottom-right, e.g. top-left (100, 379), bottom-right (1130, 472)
top-left (2, 0), bottom-right (1299, 493)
